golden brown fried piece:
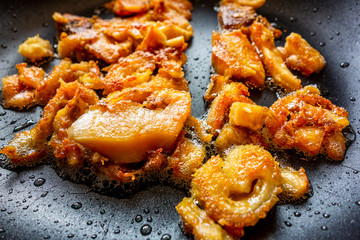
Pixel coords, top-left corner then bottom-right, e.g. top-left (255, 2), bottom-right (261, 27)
top-left (218, 2), bottom-right (257, 31)
top-left (265, 86), bottom-right (349, 160)
top-left (1, 81), bottom-right (99, 165)
top-left (106, 0), bottom-right (150, 16)
top-left (206, 82), bottom-right (251, 136)
top-left (2, 63), bottom-right (44, 109)
top-left (176, 197), bottom-right (236, 240)
top-left (250, 21), bottom-right (301, 91)
top-left (215, 124), bottom-right (267, 153)
top-left (221, 0), bottom-right (266, 9)
top-left (103, 51), bottom-right (156, 94)
top-left (279, 167), bottom-right (309, 201)
top-left (277, 33), bottom-right (326, 76)
top-left (191, 145), bottom-right (282, 230)
top-left (212, 30), bottom-right (265, 87)
top-left (68, 88), bottom-right (191, 164)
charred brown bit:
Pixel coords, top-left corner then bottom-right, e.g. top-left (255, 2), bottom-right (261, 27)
top-left (1, 81), bottom-right (99, 165)
top-left (212, 30), bottom-right (265, 88)
top-left (68, 88), bottom-right (191, 164)
top-left (250, 20), bottom-right (301, 91)
top-left (218, 2), bottom-right (257, 30)
top-left (265, 86), bottom-right (349, 160)
top-left (277, 33), bottom-right (326, 76)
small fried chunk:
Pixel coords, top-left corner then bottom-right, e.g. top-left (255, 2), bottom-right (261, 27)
top-left (2, 63), bottom-right (44, 109)
top-left (206, 82), bottom-right (251, 136)
top-left (277, 33), bottom-right (326, 76)
top-left (191, 145), bottom-right (282, 230)
top-left (279, 167), bottom-right (309, 201)
top-left (229, 102), bottom-right (270, 131)
top-left (68, 88), bottom-right (191, 164)
top-left (212, 30), bottom-right (265, 87)
top-left (250, 21), bottom-right (301, 91)
top-left (18, 35), bottom-right (53, 63)
top-left (106, 0), bottom-right (150, 16)
top-left (176, 197), bottom-right (236, 240)
top-left (265, 86), bottom-right (349, 160)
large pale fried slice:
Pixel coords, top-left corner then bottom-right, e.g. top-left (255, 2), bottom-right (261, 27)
top-left (68, 88), bottom-right (191, 164)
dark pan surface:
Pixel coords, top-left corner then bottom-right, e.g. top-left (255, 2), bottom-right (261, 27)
top-left (1, 0), bottom-right (360, 239)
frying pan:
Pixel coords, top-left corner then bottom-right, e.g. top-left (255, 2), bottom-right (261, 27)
top-left (0, 0), bottom-right (359, 239)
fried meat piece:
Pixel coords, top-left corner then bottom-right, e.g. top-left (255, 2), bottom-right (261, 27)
top-left (68, 88), bottom-right (191, 164)
top-left (221, 0), bottom-right (266, 9)
top-left (206, 81), bottom-right (251, 135)
top-left (106, 0), bottom-right (150, 16)
top-left (279, 167), bottom-right (309, 201)
top-left (277, 33), bottom-right (326, 76)
top-left (2, 63), bottom-right (44, 109)
top-left (176, 197), bottom-right (236, 240)
top-left (212, 30), bottom-right (265, 87)
top-left (265, 86), bottom-right (349, 160)
top-left (218, 2), bottom-right (257, 30)
top-left (1, 82), bottom-right (99, 165)
top-left (250, 21), bottom-right (301, 91)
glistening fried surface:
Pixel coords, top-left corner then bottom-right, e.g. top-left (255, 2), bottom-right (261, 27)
top-left (265, 86), bottom-right (349, 160)
top-left (250, 20), bottom-right (302, 91)
top-left (277, 33), bottom-right (326, 76)
top-left (212, 30), bottom-right (265, 87)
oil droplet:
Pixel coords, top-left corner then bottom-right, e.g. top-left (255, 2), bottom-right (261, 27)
top-left (349, 97), bottom-right (356, 102)
top-left (319, 42), bottom-right (326, 47)
top-left (294, 212), bottom-right (301, 217)
top-left (140, 224), bottom-right (152, 236)
top-left (34, 178), bottom-right (46, 187)
top-left (321, 226), bottom-right (328, 230)
top-left (41, 192), bottom-right (48, 197)
top-left (323, 213), bottom-right (330, 218)
top-left (67, 233), bottom-right (74, 238)
top-left (161, 234), bottom-right (172, 240)
top-left (114, 229), bottom-right (120, 234)
top-left (340, 62), bottom-right (350, 68)
top-left (43, 22), bottom-right (49, 28)
top-left (355, 201), bottom-right (360, 206)
top-left (335, 31), bottom-right (340, 36)
top-left (290, 16), bottom-right (297, 22)
top-left (146, 217), bottom-right (152, 222)
top-left (144, 208), bottom-right (150, 214)
top-left (135, 215), bottom-right (143, 223)
top-left (100, 209), bottom-right (105, 214)
top-left (10, 120), bottom-right (17, 125)
top-left (284, 221), bottom-right (292, 227)
top-left (87, 221), bottom-right (93, 225)
top-left (313, 7), bottom-right (318, 12)
top-left (0, 44), bottom-right (7, 49)
top-left (13, 119), bottom-right (35, 132)
top-left (11, 27), bottom-right (17, 32)
top-left (310, 32), bottom-right (316, 36)
top-left (44, 235), bottom-right (50, 239)
top-left (354, 171), bottom-right (359, 174)
top-left (154, 208), bottom-right (159, 214)
top-left (0, 229), bottom-right (4, 233)
top-left (315, 211), bottom-right (320, 215)
top-left (91, 234), bottom-right (97, 239)
top-left (71, 202), bottom-right (82, 210)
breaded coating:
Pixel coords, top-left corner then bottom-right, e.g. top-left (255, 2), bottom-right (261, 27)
top-left (18, 34), bottom-right (53, 63)
top-left (265, 86), bottom-right (349, 160)
top-left (212, 30), bottom-right (265, 87)
top-left (277, 33), bottom-right (326, 76)
top-left (250, 21), bottom-right (301, 91)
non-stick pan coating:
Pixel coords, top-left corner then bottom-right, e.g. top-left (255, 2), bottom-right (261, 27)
top-left (0, 0), bottom-right (360, 239)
